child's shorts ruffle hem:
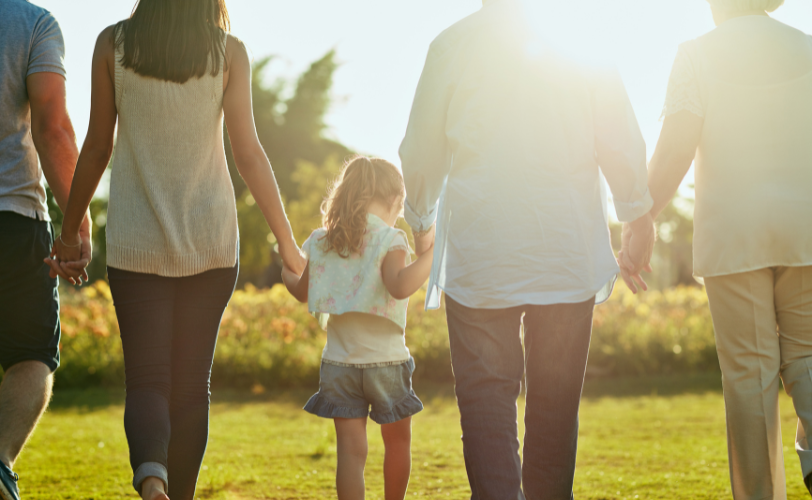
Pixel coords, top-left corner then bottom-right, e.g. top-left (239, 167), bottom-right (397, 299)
top-left (303, 392), bottom-right (423, 425)
top-left (303, 394), bottom-right (368, 420)
top-left (371, 393), bottom-right (423, 424)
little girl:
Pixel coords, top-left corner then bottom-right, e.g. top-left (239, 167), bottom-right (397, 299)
top-left (282, 156), bottom-right (433, 500)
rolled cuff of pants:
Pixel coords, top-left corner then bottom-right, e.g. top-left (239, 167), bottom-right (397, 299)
top-left (133, 462), bottom-right (168, 493)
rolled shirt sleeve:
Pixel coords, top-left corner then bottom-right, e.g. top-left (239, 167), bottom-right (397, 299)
top-left (591, 68), bottom-right (653, 222)
top-left (28, 13), bottom-right (66, 78)
top-left (399, 44), bottom-right (454, 233)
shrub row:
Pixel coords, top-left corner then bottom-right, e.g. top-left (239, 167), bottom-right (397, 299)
top-left (47, 281), bottom-right (718, 390)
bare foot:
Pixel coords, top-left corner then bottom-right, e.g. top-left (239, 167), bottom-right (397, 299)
top-left (141, 477), bottom-right (169, 500)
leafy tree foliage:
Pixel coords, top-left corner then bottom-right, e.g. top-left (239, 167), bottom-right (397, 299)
top-left (226, 50), bottom-right (350, 201)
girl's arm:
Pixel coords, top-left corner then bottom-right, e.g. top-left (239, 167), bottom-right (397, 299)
top-left (282, 264), bottom-right (309, 303)
top-left (381, 245), bottom-right (434, 301)
top-left (223, 35), bottom-right (306, 276)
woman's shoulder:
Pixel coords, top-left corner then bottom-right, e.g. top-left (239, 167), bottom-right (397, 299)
top-left (225, 33), bottom-right (249, 61)
top-left (96, 24), bottom-right (118, 51)
top-left (92, 24), bottom-right (118, 76)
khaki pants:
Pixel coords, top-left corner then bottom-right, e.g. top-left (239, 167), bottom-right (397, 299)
top-left (705, 266), bottom-right (812, 500)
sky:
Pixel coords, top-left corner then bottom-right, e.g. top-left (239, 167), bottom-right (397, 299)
top-left (37, 0), bottom-right (812, 192)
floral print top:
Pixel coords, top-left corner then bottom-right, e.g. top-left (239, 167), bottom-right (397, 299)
top-left (304, 213), bottom-right (411, 330)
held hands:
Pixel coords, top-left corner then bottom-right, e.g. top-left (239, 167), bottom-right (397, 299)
top-left (413, 224), bottom-right (436, 258)
top-left (281, 265), bottom-right (299, 290)
top-left (618, 213), bottom-right (656, 294)
top-left (278, 239), bottom-right (307, 277)
top-left (45, 215), bottom-right (93, 286)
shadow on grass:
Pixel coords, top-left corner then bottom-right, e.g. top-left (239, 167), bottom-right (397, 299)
top-left (47, 372), bottom-right (723, 410)
top-left (413, 372), bottom-right (724, 402)
top-left (581, 372), bottom-right (722, 399)
top-left (49, 387), bottom-right (126, 410)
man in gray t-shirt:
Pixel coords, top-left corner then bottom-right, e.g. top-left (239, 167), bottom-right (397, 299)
top-left (0, 1), bottom-right (90, 498)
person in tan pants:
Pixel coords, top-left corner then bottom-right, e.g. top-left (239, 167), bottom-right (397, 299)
top-left (705, 268), bottom-right (812, 499)
top-left (623, 0), bottom-right (812, 498)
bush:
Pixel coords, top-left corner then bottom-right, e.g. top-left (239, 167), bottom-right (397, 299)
top-left (58, 281), bottom-right (124, 388)
top-left (589, 285), bottom-right (719, 376)
top-left (26, 281), bottom-right (718, 390)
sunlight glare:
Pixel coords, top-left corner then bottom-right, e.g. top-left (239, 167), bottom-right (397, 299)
top-left (523, 0), bottom-right (627, 67)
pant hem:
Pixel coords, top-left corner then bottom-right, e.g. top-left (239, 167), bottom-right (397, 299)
top-left (133, 462), bottom-right (168, 494)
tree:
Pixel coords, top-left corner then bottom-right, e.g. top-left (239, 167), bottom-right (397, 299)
top-left (226, 50), bottom-right (350, 202)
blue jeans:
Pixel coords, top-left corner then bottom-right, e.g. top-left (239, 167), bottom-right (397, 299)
top-left (108, 263), bottom-right (238, 499)
top-left (445, 295), bottom-right (595, 500)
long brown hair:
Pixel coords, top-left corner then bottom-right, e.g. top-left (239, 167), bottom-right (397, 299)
top-left (115, 0), bottom-right (230, 84)
top-left (321, 156), bottom-right (405, 258)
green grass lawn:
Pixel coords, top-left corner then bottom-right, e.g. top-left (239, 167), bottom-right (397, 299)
top-left (14, 374), bottom-right (810, 499)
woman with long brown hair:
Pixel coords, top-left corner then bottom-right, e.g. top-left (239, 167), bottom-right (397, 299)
top-left (46, 1), bottom-right (306, 498)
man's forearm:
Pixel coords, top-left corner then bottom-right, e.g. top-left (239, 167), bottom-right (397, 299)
top-left (35, 123), bottom-right (79, 213)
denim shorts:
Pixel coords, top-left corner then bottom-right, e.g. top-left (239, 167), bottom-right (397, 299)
top-left (304, 357), bottom-right (423, 424)
top-left (0, 212), bottom-right (60, 372)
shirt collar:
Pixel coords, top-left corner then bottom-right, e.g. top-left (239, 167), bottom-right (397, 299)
top-left (482, 0), bottom-right (514, 9)
top-left (367, 213), bottom-right (390, 228)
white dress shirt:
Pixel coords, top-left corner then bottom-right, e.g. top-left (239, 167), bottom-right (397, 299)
top-left (400, 0), bottom-right (653, 310)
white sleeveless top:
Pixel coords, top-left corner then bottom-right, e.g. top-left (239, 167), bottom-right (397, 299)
top-left (664, 16), bottom-right (812, 278)
top-left (107, 29), bottom-right (238, 277)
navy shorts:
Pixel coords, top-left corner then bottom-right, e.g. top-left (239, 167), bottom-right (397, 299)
top-left (0, 211), bottom-right (61, 372)
top-left (304, 357), bottom-right (423, 424)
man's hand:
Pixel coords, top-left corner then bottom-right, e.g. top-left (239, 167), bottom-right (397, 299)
top-left (45, 234), bottom-right (82, 285)
top-left (413, 225), bottom-right (436, 257)
top-left (619, 213), bottom-right (656, 293)
top-left (45, 212), bottom-right (92, 285)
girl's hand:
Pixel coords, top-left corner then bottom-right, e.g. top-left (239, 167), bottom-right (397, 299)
top-left (413, 225), bottom-right (435, 257)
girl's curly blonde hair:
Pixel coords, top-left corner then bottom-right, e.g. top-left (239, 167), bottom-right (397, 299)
top-left (321, 156), bottom-right (405, 258)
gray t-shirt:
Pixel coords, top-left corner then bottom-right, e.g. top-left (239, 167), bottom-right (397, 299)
top-left (0, 0), bottom-right (67, 221)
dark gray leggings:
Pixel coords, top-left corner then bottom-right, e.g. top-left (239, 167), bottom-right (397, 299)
top-left (108, 263), bottom-right (238, 500)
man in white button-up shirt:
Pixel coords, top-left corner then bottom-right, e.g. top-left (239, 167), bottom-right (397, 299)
top-left (400, 0), bottom-right (655, 497)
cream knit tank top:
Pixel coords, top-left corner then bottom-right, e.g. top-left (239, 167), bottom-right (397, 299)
top-left (107, 29), bottom-right (238, 277)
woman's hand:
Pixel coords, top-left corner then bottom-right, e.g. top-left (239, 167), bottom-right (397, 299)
top-left (281, 261), bottom-right (309, 303)
top-left (619, 213), bottom-right (656, 293)
top-left (46, 229), bottom-right (90, 285)
top-left (279, 241), bottom-right (307, 276)
top-left (281, 265), bottom-right (299, 290)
